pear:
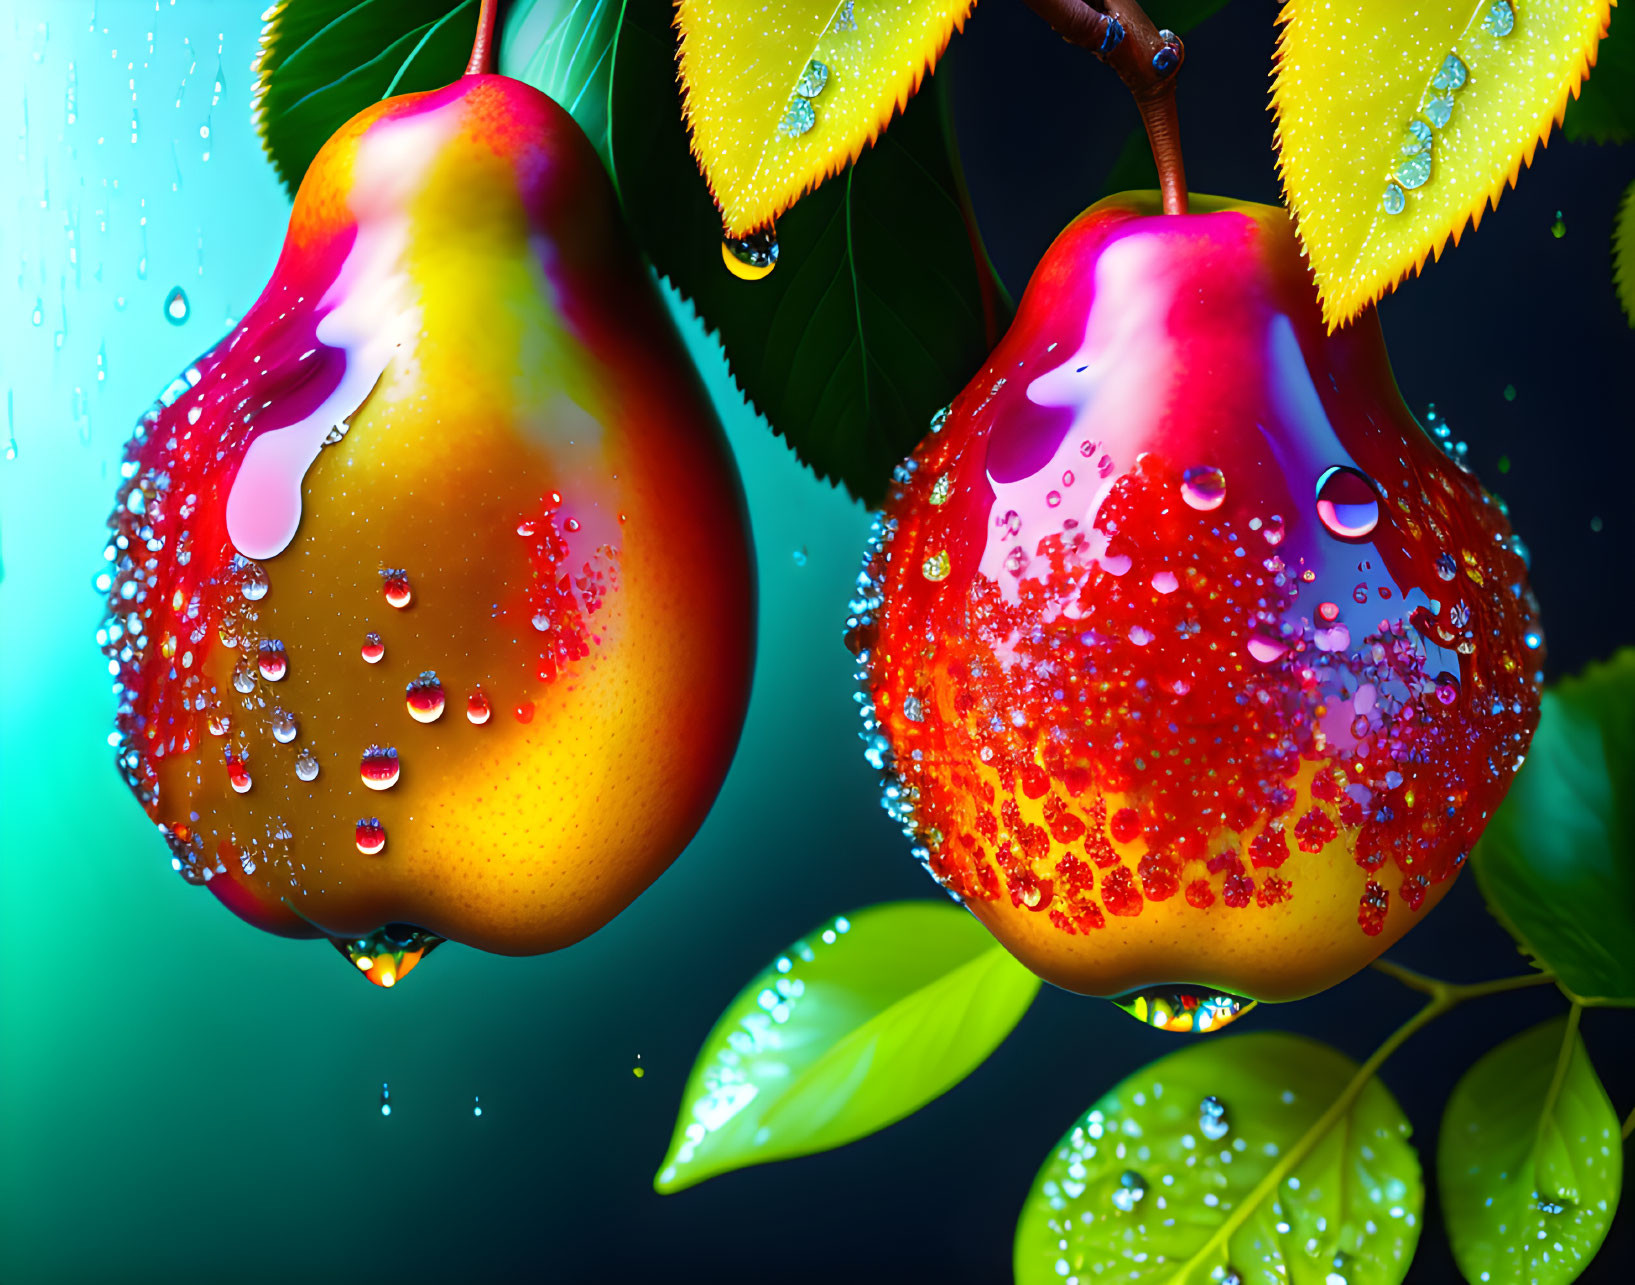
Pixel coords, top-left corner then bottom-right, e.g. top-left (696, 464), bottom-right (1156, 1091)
top-left (851, 193), bottom-right (1541, 1012)
top-left (102, 72), bottom-right (754, 986)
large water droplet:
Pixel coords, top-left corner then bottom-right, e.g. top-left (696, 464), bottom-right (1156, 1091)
top-left (779, 97), bottom-right (816, 138)
top-left (1110, 985), bottom-right (1255, 1033)
top-left (723, 228), bottom-right (779, 280)
top-left (294, 748), bottom-right (320, 781)
top-left (1198, 1095), bottom-right (1230, 1141)
top-left (339, 925), bottom-right (443, 989)
top-left (1315, 466), bottom-right (1381, 541)
top-left (271, 709), bottom-right (298, 744)
top-left (239, 560), bottom-right (269, 601)
top-left (1484, 0), bottom-right (1516, 36)
top-left (1431, 53), bottom-right (1468, 92)
top-left (163, 286), bottom-right (190, 325)
top-left (1383, 182), bottom-right (1407, 215)
top-left (1423, 93), bottom-right (1454, 130)
top-left (1395, 148), bottom-right (1432, 190)
top-left (406, 671), bottom-right (445, 723)
top-left (1180, 465), bottom-right (1226, 511)
top-left (360, 746), bottom-right (400, 791)
top-left (795, 59), bottom-right (829, 98)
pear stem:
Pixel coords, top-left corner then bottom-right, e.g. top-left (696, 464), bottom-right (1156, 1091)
top-left (1019, 0), bottom-right (1189, 215)
top-left (465, 0), bottom-right (500, 77)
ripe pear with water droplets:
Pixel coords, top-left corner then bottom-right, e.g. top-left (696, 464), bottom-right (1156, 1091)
top-left (102, 74), bottom-right (754, 986)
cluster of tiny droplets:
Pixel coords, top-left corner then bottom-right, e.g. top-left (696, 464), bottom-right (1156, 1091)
top-left (655, 916), bottom-right (853, 1187)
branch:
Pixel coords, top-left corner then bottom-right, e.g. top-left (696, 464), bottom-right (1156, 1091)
top-left (466, 0), bottom-right (500, 77)
top-left (1019, 0), bottom-right (1188, 215)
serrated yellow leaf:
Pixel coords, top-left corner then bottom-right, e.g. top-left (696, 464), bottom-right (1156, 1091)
top-left (677, 0), bottom-right (974, 236)
top-left (1616, 179), bottom-right (1635, 324)
top-left (1274, 0), bottom-right (1614, 329)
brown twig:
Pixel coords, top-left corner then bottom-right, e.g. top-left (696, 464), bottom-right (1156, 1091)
top-left (1019, 0), bottom-right (1188, 215)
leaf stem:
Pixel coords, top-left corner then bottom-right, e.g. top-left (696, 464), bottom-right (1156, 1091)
top-left (1171, 963), bottom-right (1558, 1282)
top-left (1534, 1003), bottom-right (1583, 1165)
top-left (1018, 0), bottom-right (1188, 215)
top-left (466, 0), bottom-right (500, 76)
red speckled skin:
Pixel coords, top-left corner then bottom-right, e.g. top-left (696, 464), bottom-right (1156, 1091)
top-left (102, 77), bottom-right (753, 978)
top-left (855, 194), bottom-right (1541, 1003)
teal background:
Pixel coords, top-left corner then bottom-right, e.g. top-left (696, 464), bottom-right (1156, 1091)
top-left (1, 2), bottom-right (1631, 1282)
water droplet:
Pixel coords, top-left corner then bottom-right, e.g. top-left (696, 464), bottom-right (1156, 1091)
top-left (1151, 570), bottom-right (1179, 594)
top-left (381, 570), bottom-right (413, 609)
top-left (1395, 148), bottom-right (1432, 190)
top-left (830, 0), bottom-right (856, 32)
top-left (1551, 209), bottom-right (1566, 239)
top-left (723, 228), bottom-right (778, 280)
top-left (515, 700), bottom-right (535, 724)
top-left (1110, 1170), bottom-right (1147, 1212)
top-left (1180, 465), bottom-right (1226, 511)
top-left (361, 632), bottom-right (385, 664)
top-left (355, 817), bottom-right (386, 855)
top-left (1315, 466), bottom-right (1381, 541)
top-left (1383, 181), bottom-right (1407, 215)
top-left (342, 925), bottom-right (441, 988)
top-left (1198, 1095), bottom-right (1230, 1141)
top-left (792, 545), bottom-right (809, 565)
top-left (294, 748), bottom-right (320, 781)
top-left (239, 560), bottom-right (269, 600)
top-left (466, 690), bottom-right (492, 725)
top-left (1248, 636), bottom-right (1286, 663)
top-left (360, 746), bottom-right (400, 791)
top-left (257, 639), bottom-right (288, 682)
top-left (1484, 0), bottom-right (1516, 36)
top-left (1431, 53), bottom-right (1468, 92)
top-left (406, 672), bottom-right (445, 723)
top-left (921, 550), bottom-right (951, 582)
top-left (1261, 514), bottom-right (1286, 546)
top-left (795, 59), bottom-right (829, 98)
top-left (271, 709), bottom-right (298, 743)
top-left (1423, 92), bottom-right (1454, 130)
top-left (1317, 601), bottom-right (1340, 624)
top-left (473, 1095), bottom-right (483, 1117)
top-left (1435, 551), bottom-right (1458, 581)
top-left (779, 97), bottom-right (816, 138)
top-left (1110, 985), bottom-right (1255, 1033)
top-left (232, 658), bottom-right (258, 694)
top-left (207, 711), bottom-right (232, 737)
top-left (1536, 1194), bottom-right (1569, 1215)
top-left (163, 285), bottom-right (190, 325)
top-left (227, 754), bottom-right (252, 794)
top-left (1046, 490), bottom-right (1062, 508)
top-left (1004, 546), bottom-right (1029, 577)
top-left (929, 472), bottom-right (953, 505)
top-left (380, 1082), bottom-right (391, 1116)
top-left (1435, 671), bottom-right (1460, 705)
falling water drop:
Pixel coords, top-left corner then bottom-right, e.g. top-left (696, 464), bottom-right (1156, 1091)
top-left (723, 227), bottom-right (779, 281)
top-left (163, 285), bottom-right (190, 325)
top-left (1111, 985), bottom-right (1255, 1033)
top-left (473, 1096), bottom-right (483, 1118)
top-left (380, 1082), bottom-right (391, 1117)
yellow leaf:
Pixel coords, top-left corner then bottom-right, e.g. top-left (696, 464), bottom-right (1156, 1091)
top-left (677, 0), bottom-right (975, 236)
top-left (1274, 0), bottom-right (1615, 329)
top-left (1617, 179), bottom-right (1635, 325)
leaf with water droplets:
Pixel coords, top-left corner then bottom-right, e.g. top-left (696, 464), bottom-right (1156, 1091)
top-left (253, 0), bottom-right (481, 197)
top-left (610, 4), bottom-right (1009, 504)
top-left (1473, 650), bottom-right (1635, 1004)
top-left (1565, 5), bottom-right (1634, 142)
top-left (1273, 0), bottom-right (1614, 329)
top-left (1438, 1016), bottom-right (1622, 1285)
top-left (1015, 1032), bottom-right (1423, 1285)
top-left (1615, 181), bottom-right (1635, 325)
top-left (675, 0), bottom-right (976, 236)
top-left (498, 0), bottom-right (623, 168)
top-left (653, 901), bottom-right (1039, 1193)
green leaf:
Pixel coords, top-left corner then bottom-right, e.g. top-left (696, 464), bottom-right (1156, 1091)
top-left (253, 0), bottom-right (482, 197)
top-left (1473, 650), bottom-right (1635, 1004)
top-left (1015, 1032), bottom-right (1423, 1285)
top-left (498, 0), bottom-right (623, 169)
top-left (1438, 1015), bottom-right (1623, 1285)
top-left (1566, 7), bottom-right (1634, 143)
top-left (1615, 180), bottom-right (1635, 325)
top-left (654, 901), bottom-right (1039, 1193)
top-left (609, 1), bottom-right (1010, 506)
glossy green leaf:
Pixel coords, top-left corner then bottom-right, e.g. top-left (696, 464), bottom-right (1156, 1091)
top-left (654, 901), bottom-right (1039, 1193)
top-left (1015, 1032), bottom-right (1422, 1285)
top-left (498, 0), bottom-right (623, 168)
top-left (1566, 6), bottom-right (1634, 142)
top-left (1473, 650), bottom-right (1635, 1004)
top-left (1438, 1016), bottom-right (1622, 1285)
top-left (253, 0), bottom-right (480, 197)
top-left (610, 0), bottom-right (1010, 505)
